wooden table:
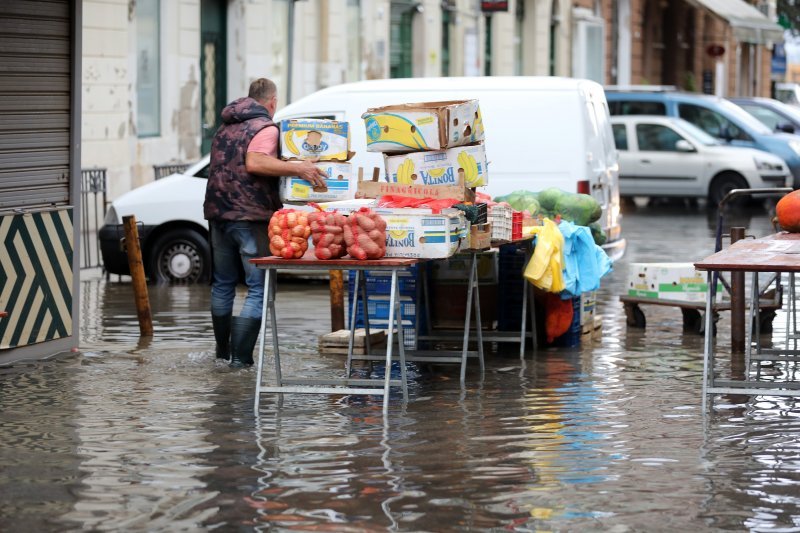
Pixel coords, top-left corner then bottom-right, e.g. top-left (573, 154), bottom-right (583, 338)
top-left (695, 232), bottom-right (800, 408)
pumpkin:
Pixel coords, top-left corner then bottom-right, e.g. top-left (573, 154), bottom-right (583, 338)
top-left (776, 190), bottom-right (800, 232)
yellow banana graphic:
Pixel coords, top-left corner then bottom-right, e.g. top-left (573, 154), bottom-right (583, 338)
top-left (427, 167), bottom-right (446, 178)
top-left (365, 113), bottom-right (429, 150)
top-left (397, 157), bottom-right (415, 184)
top-left (284, 131), bottom-right (300, 155)
top-left (458, 151), bottom-right (480, 186)
top-left (473, 108), bottom-right (484, 141)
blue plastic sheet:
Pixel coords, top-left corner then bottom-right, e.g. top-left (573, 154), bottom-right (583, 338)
top-left (558, 220), bottom-right (612, 297)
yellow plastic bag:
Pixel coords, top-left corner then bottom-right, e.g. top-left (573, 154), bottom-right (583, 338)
top-left (524, 218), bottom-right (565, 293)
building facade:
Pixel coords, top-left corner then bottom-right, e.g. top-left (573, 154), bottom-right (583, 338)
top-left (81, 0), bottom-right (783, 199)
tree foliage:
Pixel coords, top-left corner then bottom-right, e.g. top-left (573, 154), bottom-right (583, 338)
top-left (778, 0), bottom-right (800, 34)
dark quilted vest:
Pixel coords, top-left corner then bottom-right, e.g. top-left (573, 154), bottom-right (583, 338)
top-left (203, 97), bottom-right (281, 222)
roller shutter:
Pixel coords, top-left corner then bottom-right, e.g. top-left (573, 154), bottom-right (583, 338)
top-left (0, 1), bottom-right (72, 212)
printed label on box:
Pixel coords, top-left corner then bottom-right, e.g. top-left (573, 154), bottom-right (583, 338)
top-left (280, 119), bottom-right (351, 161)
top-left (279, 162), bottom-right (354, 203)
top-left (384, 143), bottom-right (488, 187)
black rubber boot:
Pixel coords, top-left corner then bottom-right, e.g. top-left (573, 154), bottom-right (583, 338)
top-left (229, 316), bottom-right (261, 368)
top-left (212, 314), bottom-right (232, 360)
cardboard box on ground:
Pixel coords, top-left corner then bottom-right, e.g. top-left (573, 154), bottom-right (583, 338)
top-left (628, 263), bottom-right (723, 302)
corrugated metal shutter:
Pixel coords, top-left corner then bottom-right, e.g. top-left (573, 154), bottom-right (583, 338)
top-left (0, 1), bottom-right (71, 212)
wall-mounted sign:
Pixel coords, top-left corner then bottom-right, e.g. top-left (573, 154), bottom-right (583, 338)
top-left (706, 44), bottom-right (725, 57)
top-left (772, 42), bottom-right (787, 75)
top-left (481, 0), bottom-right (508, 12)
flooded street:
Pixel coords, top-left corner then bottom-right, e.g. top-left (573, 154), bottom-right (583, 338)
top-left (4, 203), bottom-right (800, 531)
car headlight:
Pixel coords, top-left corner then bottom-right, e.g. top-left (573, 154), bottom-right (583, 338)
top-left (754, 157), bottom-right (783, 171)
top-left (790, 140), bottom-right (800, 157)
top-left (104, 205), bottom-right (120, 225)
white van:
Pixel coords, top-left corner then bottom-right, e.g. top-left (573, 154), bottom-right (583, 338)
top-left (100, 76), bottom-right (625, 282)
top-left (278, 76), bottom-right (625, 260)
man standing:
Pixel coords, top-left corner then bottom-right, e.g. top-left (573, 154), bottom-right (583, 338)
top-left (204, 78), bottom-right (327, 368)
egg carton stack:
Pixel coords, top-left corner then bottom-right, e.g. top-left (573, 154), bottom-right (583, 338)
top-left (489, 205), bottom-right (514, 241)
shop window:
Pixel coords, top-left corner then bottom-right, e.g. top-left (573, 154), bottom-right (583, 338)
top-left (346, 0), bottom-right (362, 82)
top-left (136, 0), bottom-right (160, 137)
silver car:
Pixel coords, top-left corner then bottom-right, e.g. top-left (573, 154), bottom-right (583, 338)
top-left (611, 115), bottom-right (790, 204)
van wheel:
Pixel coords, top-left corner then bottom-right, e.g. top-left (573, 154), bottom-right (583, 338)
top-left (709, 172), bottom-right (747, 207)
top-left (148, 229), bottom-right (210, 284)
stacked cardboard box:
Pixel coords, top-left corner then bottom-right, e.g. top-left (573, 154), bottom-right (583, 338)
top-left (278, 118), bottom-right (356, 203)
top-left (358, 100), bottom-right (489, 259)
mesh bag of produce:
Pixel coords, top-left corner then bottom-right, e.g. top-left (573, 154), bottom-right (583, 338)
top-left (268, 209), bottom-right (311, 259)
top-left (343, 207), bottom-right (387, 260)
top-left (308, 211), bottom-right (347, 260)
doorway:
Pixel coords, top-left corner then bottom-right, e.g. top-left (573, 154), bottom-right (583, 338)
top-left (200, 0), bottom-right (227, 155)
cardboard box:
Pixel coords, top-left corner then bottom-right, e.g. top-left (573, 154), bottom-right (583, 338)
top-left (384, 142), bottom-right (488, 187)
top-left (279, 118), bottom-right (351, 161)
top-left (374, 208), bottom-right (466, 259)
top-left (279, 162), bottom-right (354, 203)
top-left (355, 167), bottom-right (476, 202)
top-left (462, 223), bottom-right (492, 251)
top-left (627, 262), bottom-right (723, 302)
top-left (362, 100), bottom-right (485, 152)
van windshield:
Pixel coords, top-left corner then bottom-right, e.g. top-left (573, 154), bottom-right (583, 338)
top-left (714, 98), bottom-right (773, 135)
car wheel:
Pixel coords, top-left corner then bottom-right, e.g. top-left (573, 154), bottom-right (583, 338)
top-left (708, 172), bottom-right (748, 207)
top-left (148, 229), bottom-right (210, 284)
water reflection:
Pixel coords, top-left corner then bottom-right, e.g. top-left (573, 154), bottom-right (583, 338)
top-left (1, 204), bottom-right (800, 530)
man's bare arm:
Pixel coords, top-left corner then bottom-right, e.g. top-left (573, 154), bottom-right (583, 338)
top-left (245, 152), bottom-right (328, 189)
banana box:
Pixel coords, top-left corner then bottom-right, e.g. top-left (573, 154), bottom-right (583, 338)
top-left (279, 162), bottom-right (354, 203)
top-left (628, 262), bottom-right (722, 302)
top-left (374, 208), bottom-right (466, 259)
top-left (384, 143), bottom-right (488, 187)
top-left (362, 100), bottom-right (485, 153)
top-left (279, 119), bottom-right (351, 161)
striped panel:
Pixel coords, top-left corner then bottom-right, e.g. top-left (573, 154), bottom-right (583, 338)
top-left (0, 208), bottom-right (73, 349)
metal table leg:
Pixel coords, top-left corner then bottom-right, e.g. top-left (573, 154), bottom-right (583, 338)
top-left (701, 270), bottom-right (715, 412)
top-left (346, 269), bottom-right (361, 377)
top-left (460, 254), bottom-right (476, 384)
top-left (472, 253), bottom-right (485, 374)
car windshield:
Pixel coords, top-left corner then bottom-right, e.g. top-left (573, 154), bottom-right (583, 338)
top-left (771, 100), bottom-right (800, 123)
top-left (675, 120), bottom-right (720, 146)
top-left (713, 98), bottom-right (773, 135)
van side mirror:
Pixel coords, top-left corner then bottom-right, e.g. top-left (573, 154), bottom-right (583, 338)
top-left (778, 123), bottom-right (796, 134)
top-left (675, 140), bottom-right (695, 152)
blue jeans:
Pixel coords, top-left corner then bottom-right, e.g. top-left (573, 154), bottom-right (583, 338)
top-left (210, 220), bottom-right (268, 320)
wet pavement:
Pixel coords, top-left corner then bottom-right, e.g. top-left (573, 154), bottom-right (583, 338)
top-left (3, 202), bottom-right (800, 531)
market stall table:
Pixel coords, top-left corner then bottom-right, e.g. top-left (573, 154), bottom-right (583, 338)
top-left (417, 237), bottom-right (537, 359)
top-left (250, 251), bottom-right (486, 414)
top-left (695, 232), bottom-right (799, 409)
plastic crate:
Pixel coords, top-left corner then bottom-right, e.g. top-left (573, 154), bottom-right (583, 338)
top-left (355, 296), bottom-right (416, 322)
top-left (355, 318), bottom-right (417, 350)
top-left (497, 243), bottom-right (528, 330)
top-left (347, 266), bottom-right (419, 298)
top-left (511, 212), bottom-right (523, 240)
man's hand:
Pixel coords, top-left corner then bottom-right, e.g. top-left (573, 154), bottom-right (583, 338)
top-left (295, 159), bottom-right (328, 189)
top-left (245, 152), bottom-right (328, 189)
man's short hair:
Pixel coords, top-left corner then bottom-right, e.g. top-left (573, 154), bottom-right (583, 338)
top-left (249, 78), bottom-right (277, 103)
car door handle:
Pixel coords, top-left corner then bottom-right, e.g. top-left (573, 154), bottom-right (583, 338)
top-left (640, 159), bottom-right (651, 164)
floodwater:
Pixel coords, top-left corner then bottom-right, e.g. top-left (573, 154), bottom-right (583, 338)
top-left (3, 202), bottom-right (800, 531)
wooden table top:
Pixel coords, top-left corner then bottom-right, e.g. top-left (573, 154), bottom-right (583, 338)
top-left (695, 232), bottom-right (800, 273)
top-left (251, 250), bottom-right (421, 268)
